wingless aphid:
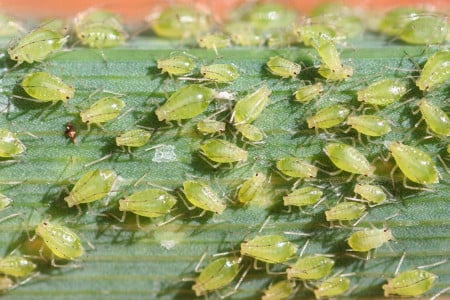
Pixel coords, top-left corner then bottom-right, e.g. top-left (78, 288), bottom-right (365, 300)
top-left (182, 180), bottom-right (226, 214)
top-left (0, 129), bottom-right (26, 158)
top-left (353, 184), bottom-right (387, 205)
top-left (347, 227), bottom-right (394, 252)
top-left (416, 50), bottom-right (450, 91)
top-left (316, 39), bottom-right (353, 81)
top-left (314, 275), bottom-right (351, 298)
top-left (200, 139), bottom-right (248, 166)
top-left (240, 235), bottom-right (298, 264)
top-left (262, 280), bottom-right (295, 300)
top-left (0, 256), bottom-right (36, 278)
top-left (64, 169), bottom-right (117, 208)
top-left (276, 157), bottom-right (319, 179)
top-left (357, 78), bottom-right (408, 106)
top-left (384, 269), bottom-right (438, 297)
top-left (379, 7), bottom-right (425, 36)
top-left (237, 173), bottom-right (267, 203)
top-left (325, 201), bottom-right (367, 223)
top-left (324, 143), bottom-right (376, 176)
top-left (157, 55), bottom-right (196, 77)
top-left (224, 21), bottom-right (264, 46)
top-left (295, 24), bottom-right (336, 48)
top-left (287, 255), bottom-right (334, 281)
top-left (306, 104), bottom-right (350, 130)
top-left (234, 123), bottom-right (264, 142)
top-left (294, 83), bottom-right (324, 103)
top-left (20, 71), bottom-right (74, 103)
top-left (418, 98), bottom-right (450, 136)
top-left (155, 85), bottom-right (215, 122)
top-left (200, 64), bottom-right (239, 83)
top-left (197, 34), bottom-right (231, 54)
top-left (80, 97), bottom-right (125, 129)
top-left (399, 14), bottom-right (448, 45)
top-left (346, 115), bottom-right (392, 137)
top-left (115, 129), bottom-right (152, 148)
top-left (232, 85), bottom-right (271, 125)
top-left (243, 2), bottom-right (296, 32)
top-left (388, 142), bottom-right (439, 184)
top-left (196, 119), bottom-right (226, 135)
top-left (283, 186), bottom-right (323, 208)
top-left (266, 56), bottom-right (301, 79)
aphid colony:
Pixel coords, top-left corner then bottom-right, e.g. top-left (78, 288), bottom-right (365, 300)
top-left (0, 1), bottom-right (449, 299)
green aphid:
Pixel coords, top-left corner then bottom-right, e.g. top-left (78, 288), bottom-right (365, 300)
top-left (7, 27), bottom-right (67, 65)
top-left (149, 5), bottom-right (210, 39)
top-left (0, 129), bottom-right (25, 158)
top-left (294, 83), bottom-right (324, 103)
top-left (74, 9), bottom-right (127, 48)
top-left (115, 129), bottom-right (152, 148)
top-left (276, 157), bottom-right (318, 179)
top-left (64, 169), bottom-right (117, 208)
top-left (196, 119), bottom-right (226, 135)
top-left (316, 39), bottom-right (353, 80)
top-left (399, 14), bottom-right (447, 45)
top-left (354, 184), bottom-right (387, 204)
top-left (35, 220), bottom-right (84, 260)
top-left (157, 55), bottom-right (196, 77)
top-left (383, 269), bottom-right (437, 297)
top-left (283, 186), bottom-right (323, 207)
top-left (306, 104), bottom-right (350, 129)
top-left (379, 7), bottom-right (425, 36)
top-left (418, 99), bottom-right (450, 136)
top-left (357, 78), bottom-right (409, 106)
top-left (243, 3), bottom-right (296, 32)
top-left (325, 202), bottom-right (366, 222)
top-left (238, 173), bottom-right (267, 203)
top-left (235, 123), bottom-right (264, 142)
top-left (287, 255), bottom-right (335, 280)
top-left (20, 71), bottom-right (74, 103)
top-left (318, 63), bottom-right (353, 81)
top-left (119, 189), bottom-right (177, 218)
top-left (295, 24), bottom-right (336, 47)
top-left (241, 235), bottom-right (298, 264)
top-left (80, 97), bottom-right (125, 127)
top-left (314, 276), bottom-right (350, 298)
top-left (329, 15), bottom-right (365, 39)
top-left (200, 64), bottom-right (239, 83)
top-left (232, 85), bottom-right (271, 125)
top-left (416, 51), bottom-right (450, 91)
top-left (262, 280), bottom-right (295, 300)
top-left (266, 56), bottom-right (301, 78)
top-left (200, 139), bottom-right (248, 164)
top-left (346, 115), bottom-right (392, 137)
top-left (388, 142), bottom-right (439, 184)
top-left (324, 143), bottom-right (375, 176)
top-left (0, 256), bottom-right (36, 278)
top-left (0, 14), bottom-right (24, 37)
top-left (267, 30), bottom-right (299, 48)
top-left (197, 34), bottom-right (231, 51)
top-left (182, 180), bottom-right (226, 214)
top-left (0, 194), bottom-right (12, 211)
top-left (155, 85), bottom-right (214, 122)
top-left (225, 21), bottom-right (264, 46)
top-left (347, 228), bottom-right (394, 252)
top-left (192, 257), bottom-right (241, 297)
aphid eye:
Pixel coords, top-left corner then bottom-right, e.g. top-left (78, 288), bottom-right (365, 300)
top-left (66, 96), bottom-right (70, 100)
top-left (14, 56), bottom-right (18, 59)
top-left (43, 222), bottom-right (48, 226)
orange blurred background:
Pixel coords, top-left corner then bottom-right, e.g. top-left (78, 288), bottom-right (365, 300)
top-left (1, 0), bottom-right (449, 23)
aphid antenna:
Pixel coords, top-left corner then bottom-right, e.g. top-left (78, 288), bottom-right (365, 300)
top-left (416, 259), bottom-right (448, 270)
top-left (219, 263), bottom-right (251, 299)
top-left (0, 212), bottom-right (22, 225)
top-left (430, 286), bottom-right (450, 300)
top-left (83, 153), bottom-right (113, 168)
top-left (393, 252), bottom-right (407, 275)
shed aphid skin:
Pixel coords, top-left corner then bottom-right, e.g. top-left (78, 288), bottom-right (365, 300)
top-left (313, 275), bottom-right (351, 298)
top-left (346, 115), bottom-right (392, 137)
top-left (399, 14), bottom-right (448, 45)
top-left (200, 64), bottom-right (239, 83)
top-left (64, 169), bottom-right (117, 208)
top-left (262, 280), bottom-right (295, 300)
top-left (64, 123), bottom-right (76, 144)
top-left (324, 143), bottom-right (376, 176)
top-left (148, 5), bottom-right (211, 39)
top-left (240, 234), bottom-right (298, 264)
top-left (237, 173), bottom-right (267, 203)
top-left (80, 97), bottom-right (125, 130)
top-left (74, 9), bottom-right (128, 49)
top-left (306, 104), bottom-right (350, 131)
top-left (200, 139), bottom-right (248, 167)
top-left (7, 27), bottom-right (68, 65)
top-left (324, 201), bottom-right (367, 224)
top-left (0, 256), bottom-right (36, 278)
top-left (416, 51), bottom-right (450, 91)
top-left (115, 129), bottom-right (152, 149)
top-left (182, 180), bottom-right (226, 215)
top-left (197, 34), bottom-right (231, 54)
top-left (357, 78), bottom-right (409, 106)
top-left (155, 84), bottom-right (215, 122)
top-left (232, 85), bottom-right (272, 125)
top-left (283, 186), bottom-right (324, 208)
top-left (418, 99), bottom-right (450, 137)
top-left (388, 142), bottom-right (439, 185)
top-left (0, 194), bottom-right (12, 210)
top-left (118, 188), bottom-right (177, 227)
top-left (353, 184), bottom-right (387, 205)
top-left (235, 123), bottom-right (264, 142)
top-left (20, 72), bottom-right (74, 103)
top-left (35, 220), bottom-right (84, 262)
top-left (157, 55), bottom-right (196, 77)
top-left (294, 82), bottom-right (324, 103)
top-left (192, 256), bottom-right (241, 297)
top-left (347, 227), bottom-right (394, 253)
top-left (0, 129), bottom-right (26, 158)
top-left (266, 56), bottom-right (301, 79)
top-left (196, 119), bottom-right (226, 135)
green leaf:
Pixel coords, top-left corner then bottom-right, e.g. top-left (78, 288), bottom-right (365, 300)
top-left (0, 36), bottom-right (448, 299)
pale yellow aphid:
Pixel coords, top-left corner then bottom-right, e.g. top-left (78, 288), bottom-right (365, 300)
top-left (347, 228), bottom-right (394, 252)
top-left (232, 85), bottom-right (271, 125)
top-left (266, 56), bottom-right (301, 78)
top-left (324, 143), bottom-right (375, 176)
top-left (237, 173), bottom-right (267, 203)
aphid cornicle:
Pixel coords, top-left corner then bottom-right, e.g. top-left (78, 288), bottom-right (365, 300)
top-left (324, 143), bottom-right (375, 176)
top-left (115, 129), bottom-right (152, 148)
top-left (357, 78), bottom-right (408, 106)
top-left (200, 139), bottom-right (248, 165)
top-left (314, 276), bottom-right (350, 298)
top-left (306, 104), bottom-right (350, 130)
top-left (294, 83), bottom-right (324, 103)
top-left (287, 255), bottom-right (335, 280)
top-left (192, 257), bottom-right (241, 297)
top-left (276, 157), bottom-right (318, 179)
top-left (0, 256), bottom-right (36, 278)
top-left (240, 235), bottom-right (298, 264)
top-left (64, 169), bottom-right (117, 208)
top-left (0, 129), bottom-right (26, 158)
top-left (262, 280), bottom-right (295, 300)
top-left (80, 97), bottom-right (125, 127)
top-left (325, 201), bottom-right (366, 222)
top-left (353, 184), bottom-right (387, 204)
top-left (118, 189), bottom-right (177, 218)
top-left (266, 56), bottom-right (301, 78)
top-left (347, 228), bottom-right (394, 252)
top-left (416, 51), bottom-right (450, 91)
top-left (155, 85), bottom-right (215, 122)
top-left (200, 64), bottom-right (239, 83)
top-left (388, 142), bottom-right (439, 184)
top-left (383, 269), bottom-right (437, 297)
top-left (20, 72), bottom-right (75, 103)
top-left (35, 220), bottom-right (84, 260)
top-left (7, 27), bottom-right (67, 64)
top-left (157, 55), bottom-right (196, 77)
top-left (237, 173), bottom-right (267, 203)
top-left (346, 115), bottom-right (392, 137)
top-left (418, 99), bottom-right (450, 137)
top-left (182, 180), bottom-right (226, 214)
top-left (283, 187), bottom-right (323, 207)
top-left (232, 85), bottom-right (271, 125)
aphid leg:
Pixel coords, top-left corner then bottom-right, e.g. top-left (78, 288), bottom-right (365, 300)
top-left (266, 263), bottom-right (285, 275)
top-left (50, 256), bottom-right (82, 269)
top-left (220, 264), bottom-right (251, 299)
top-left (194, 252), bottom-right (208, 272)
top-left (430, 286), bottom-right (450, 300)
top-left (83, 154), bottom-right (113, 168)
top-left (0, 212), bottom-right (22, 224)
top-left (394, 252), bottom-right (406, 275)
top-left (156, 212), bottom-right (184, 227)
top-left (402, 176), bottom-right (434, 192)
top-left (299, 239), bottom-right (310, 257)
top-left (351, 212), bottom-right (368, 227)
top-left (416, 259), bottom-right (448, 270)
top-left (437, 154), bottom-right (450, 174)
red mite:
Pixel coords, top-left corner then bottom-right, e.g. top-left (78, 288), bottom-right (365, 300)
top-left (64, 123), bottom-right (76, 144)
